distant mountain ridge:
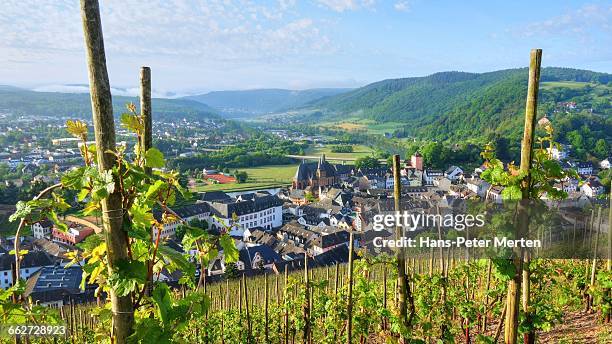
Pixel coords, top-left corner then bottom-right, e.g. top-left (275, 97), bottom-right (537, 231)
top-left (303, 67), bottom-right (611, 141)
top-left (184, 88), bottom-right (352, 117)
top-left (0, 87), bottom-right (218, 121)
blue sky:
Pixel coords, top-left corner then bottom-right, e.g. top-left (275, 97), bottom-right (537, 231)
top-left (0, 0), bottom-right (610, 96)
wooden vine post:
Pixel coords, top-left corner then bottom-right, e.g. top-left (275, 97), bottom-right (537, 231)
top-left (606, 181), bottom-right (611, 323)
top-left (139, 66), bottom-right (153, 297)
top-left (588, 207), bottom-right (602, 312)
top-left (79, 0), bottom-right (134, 342)
top-left (505, 48), bottom-right (541, 344)
top-left (346, 230), bottom-right (355, 344)
top-left (303, 253), bottom-right (310, 344)
top-left (140, 66), bottom-right (152, 171)
top-left (393, 154), bottom-right (413, 341)
top-left (264, 273), bottom-right (270, 343)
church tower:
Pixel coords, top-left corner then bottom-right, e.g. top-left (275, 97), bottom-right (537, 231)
top-left (411, 152), bottom-right (423, 171)
top-left (317, 154), bottom-right (328, 178)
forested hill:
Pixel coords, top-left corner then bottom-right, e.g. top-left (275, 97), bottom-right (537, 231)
top-left (306, 67), bottom-right (611, 141)
top-left (0, 87), bottom-right (219, 121)
top-left (184, 88), bottom-right (351, 117)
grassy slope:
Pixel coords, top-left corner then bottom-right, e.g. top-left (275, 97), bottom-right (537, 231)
top-left (305, 68), bottom-right (611, 142)
top-left (540, 81), bottom-right (591, 89)
top-left (191, 164), bottom-right (297, 192)
top-left (305, 144), bottom-right (374, 159)
top-left (190, 143), bottom-right (373, 192)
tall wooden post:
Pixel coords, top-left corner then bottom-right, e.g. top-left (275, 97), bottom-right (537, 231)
top-left (243, 274), bottom-right (252, 342)
top-left (264, 273), bottom-right (269, 343)
top-left (346, 230), bottom-right (355, 344)
top-left (139, 66), bottom-right (153, 296)
top-left (393, 154), bottom-right (412, 340)
top-left (606, 182), bottom-right (611, 323)
top-left (284, 265), bottom-right (289, 344)
top-left (139, 66), bottom-right (152, 168)
top-left (588, 207), bottom-right (602, 311)
top-left (505, 48), bottom-right (541, 344)
top-left (80, 0), bottom-right (134, 342)
top-left (303, 253), bottom-right (310, 343)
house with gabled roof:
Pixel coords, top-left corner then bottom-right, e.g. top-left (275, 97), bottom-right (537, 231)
top-left (581, 178), bottom-right (604, 198)
top-left (1, 250), bottom-right (56, 289)
top-left (308, 230), bottom-right (350, 256)
top-left (25, 265), bottom-right (95, 307)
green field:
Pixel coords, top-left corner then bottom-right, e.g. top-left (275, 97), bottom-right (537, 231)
top-left (317, 117), bottom-right (405, 136)
top-left (305, 144), bottom-right (375, 159)
top-left (540, 81), bottom-right (592, 90)
top-left (191, 164), bottom-right (297, 192)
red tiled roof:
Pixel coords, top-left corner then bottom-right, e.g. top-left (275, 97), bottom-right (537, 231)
top-left (206, 174), bottom-right (236, 184)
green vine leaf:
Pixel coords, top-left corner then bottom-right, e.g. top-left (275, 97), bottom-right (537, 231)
top-left (219, 234), bottom-right (239, 264)
top-left (145, 148), bottom-right (165, 168)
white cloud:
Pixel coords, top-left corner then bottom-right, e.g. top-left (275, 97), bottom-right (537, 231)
top-left (31, 84), bottom-right (183, 98)
top-left (0, 0), bottom-right (333, 65)
top-left (394, 1), bottom-right (410, 12)
top-left (515, 3), bottom-right (611, 39)
top-left (315, 0), bottom-right (375, 13)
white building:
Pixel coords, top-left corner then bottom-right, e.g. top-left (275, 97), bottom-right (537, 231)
top-left (152, 203), bottom-right (211, 239)
top-left (486, 186), bottom-right (504, 204)
top-left (207, 192), bottom-right (284, 234)
top-left (581, 179), bottom-right (605, 198)
top-left (385, 176), bottom-right (410, 189)
top-left (444, 166), bottom-right (463, 181)
top-left (553, 178), bottom-right (579, 194)
top-left (32, 220), bottom-right (53, 239)
top-left (466, 177), bottom-right (491, 198)
top-left (576, 162), bottom-right (594, 176)
top-left (547, 145), bottom-right (569, 161)
top-left (0, 251), bottom-right (55, 290)
top-left (424, 170), bottom-right (443, 185)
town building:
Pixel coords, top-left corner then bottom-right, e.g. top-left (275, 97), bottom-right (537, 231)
top-left (466, 177), bottom-right (490, 198)
top-left (547, 145), bottom-right (569, 161)
top-left (308, 230), bottom-right (350, 256)
top-left (576, 162), bottom-right (594, 176)
top-left (32, 220), bottom-right (53, 239)
top-left (486, 186), bottom-right (504, 204)
top-left (292, 155), bottom-right (339, 191)
top-left (444, 166), bottom-right (463, 181)
top-left (424, 169), bottom-right (443, 185)
top-left (207, 192), bottom-right (283, 233)
top-left (581, 178), bottom-right (605, 198)
top-left (0, 250), bottom-right (55, 289)
top-left (404, 152), bottom-right (423, 171)
top-left (153, 203), bottom-right (211, 239)
top-left (25, 265), bottom-right (95, 307)
top-left (52, 226), bottom-right (94, 246)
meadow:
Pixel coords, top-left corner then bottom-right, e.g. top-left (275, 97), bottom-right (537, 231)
top-left (191, 164), bottom-right (298, 192)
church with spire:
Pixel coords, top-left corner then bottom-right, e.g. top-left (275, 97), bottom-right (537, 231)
top-left (292, 154), bottom-right (339, 192)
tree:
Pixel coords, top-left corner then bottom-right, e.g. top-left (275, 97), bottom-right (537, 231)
top-left (420, 141), bottom-right (449, 169)
top-left (224, 263), bottom-right (240, 279)
top-left (494, 137), bottom-right (512, 162)
top-left (235, 171), bottom-right (248, 183)
top-left (594, 139), bottom-right (609, 159)
top-left (331, 145), bottom-right (354, 153)
top-left (305, 192), bottom-right (317, 203)
top-left (355, 156), bottom-right (380, 170)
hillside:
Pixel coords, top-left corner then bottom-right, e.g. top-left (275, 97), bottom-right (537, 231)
top-left (305, 67), bottom-right (611, 142)
top-left (0, 87), bottom-right (219, 121)
top-left (184, 88), bottom-right (351, 117)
